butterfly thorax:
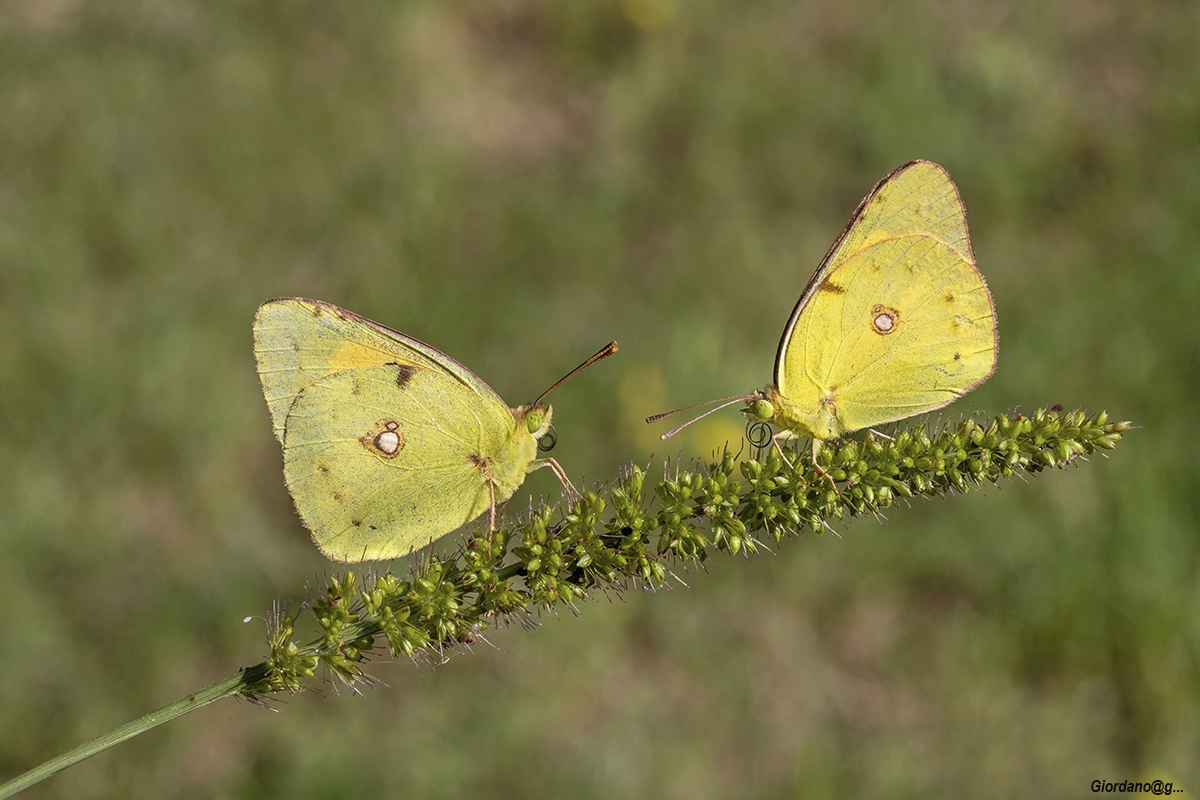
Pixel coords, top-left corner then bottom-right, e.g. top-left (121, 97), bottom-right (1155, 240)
top-left (478, 403), bottom-right (552, 503)
top-left (751, 386), bottom-right (846, 443)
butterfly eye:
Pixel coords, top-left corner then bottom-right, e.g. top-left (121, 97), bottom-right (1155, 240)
top-left (525, 408), bottom-right (546, 434)
top-left (537, 428), bottom-right (557, 453)
top-left (749, 398), bottom-right (774, 421)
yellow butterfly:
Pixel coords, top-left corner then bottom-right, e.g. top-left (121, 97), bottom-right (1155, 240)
top-left (651, 161), bottom-right (998, 481)
top-left (254, 298), bottom-right (617, 562)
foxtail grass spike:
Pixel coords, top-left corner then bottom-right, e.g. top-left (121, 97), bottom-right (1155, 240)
top-left (0, 407), bottom-right (1131, 798)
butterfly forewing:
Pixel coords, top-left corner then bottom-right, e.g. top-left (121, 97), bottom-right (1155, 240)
top-left (254, 298), bottom-right (505, 443)
top-left (774, 162), bottom-right (997, 437)
top-left (830, 160), bottom-right (973, 270)
top-left (774, 161), bottom-right (975, 389)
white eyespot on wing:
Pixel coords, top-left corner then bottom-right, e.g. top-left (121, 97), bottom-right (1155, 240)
top-left (871, 305), bottom-right (899, 335)
top-left (376, 430), bottom-right (401, 454)
top-left (362, 420), bottom-right (405, 458)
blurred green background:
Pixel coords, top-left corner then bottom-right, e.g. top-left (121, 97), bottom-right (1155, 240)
top-left (1, 0), bottom-right (1196, 797)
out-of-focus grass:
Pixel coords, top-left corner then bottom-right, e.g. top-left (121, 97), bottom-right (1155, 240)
top-left (0, 1), bottom-right (1196, 797)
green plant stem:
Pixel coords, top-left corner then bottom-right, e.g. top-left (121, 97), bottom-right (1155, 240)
top-left (0, 667), bottom-right (265, 800)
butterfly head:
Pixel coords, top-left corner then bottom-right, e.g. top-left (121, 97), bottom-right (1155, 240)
top-left (516, 403), bottom-right (557, 452)
top-left (521, 403), bottom-right (554, 438)
top-left (745, 385), bottom-right (831, 441)
top-left (744, 389), bottom-right (776, 423)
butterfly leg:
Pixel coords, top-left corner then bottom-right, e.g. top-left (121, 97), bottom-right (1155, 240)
top-left (486, 476), bottom-right (497, 534)
top-left (867, 427), bottom-right (895, 442)
top-left (532, 457), bottom-right (580, 500)
top-left (809, 439), bottom-right (839, 493)
top-left (770, 431), bottom-right (802, 475)
top-left (770, 432), bottom-right (837, 492)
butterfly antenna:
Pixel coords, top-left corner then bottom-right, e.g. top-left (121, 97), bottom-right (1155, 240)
top-left (653, 396), bottom-right (750, 440)
top-left (645, 394), bottom-right (747, 424)
top-left (532, 341), bottom-right (619, 407)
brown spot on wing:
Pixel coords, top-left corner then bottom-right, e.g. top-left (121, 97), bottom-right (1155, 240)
top-left (393, 363), bottom-right (416, 389)
top-left (467, 453), bottom-right (492, 476)
top-left (820, 279), bottom-right (847, 295)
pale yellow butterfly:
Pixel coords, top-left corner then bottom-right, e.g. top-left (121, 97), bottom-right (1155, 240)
top-left (255, 298), bottom-right (617, 561)
top-left (650, 161), bottom-right (998, 482)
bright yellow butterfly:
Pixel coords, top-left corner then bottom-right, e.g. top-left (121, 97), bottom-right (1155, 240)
top-left (651, 161), bottom-right (998, 479)
top-left (254, 298), bottom-right (617, 562)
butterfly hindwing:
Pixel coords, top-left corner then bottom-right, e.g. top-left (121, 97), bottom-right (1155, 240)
top-left (280, 361), bottom-right (522, 562)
